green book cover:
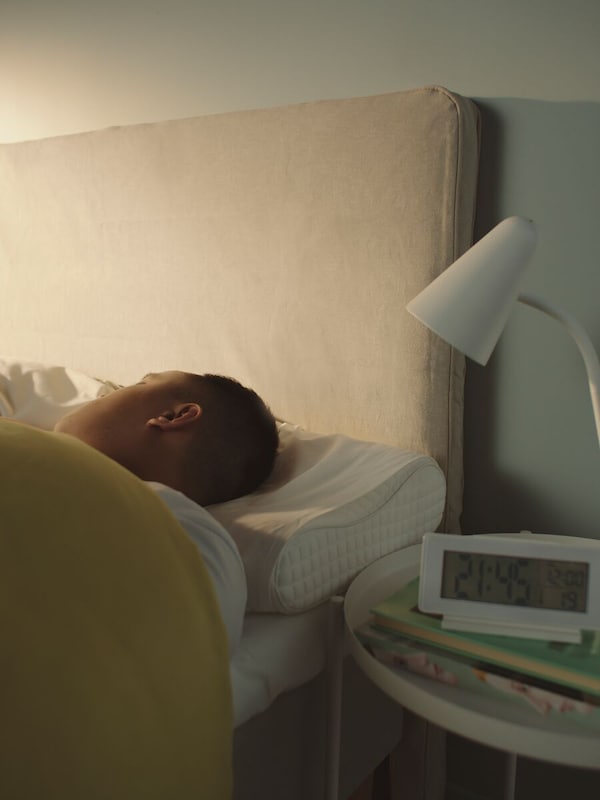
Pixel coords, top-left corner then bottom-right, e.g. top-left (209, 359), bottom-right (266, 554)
top-left (370, 577), bottom-right (600, 698)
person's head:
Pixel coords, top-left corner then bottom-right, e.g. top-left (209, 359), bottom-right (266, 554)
top-left (54, 371), bottom-right (278, 506)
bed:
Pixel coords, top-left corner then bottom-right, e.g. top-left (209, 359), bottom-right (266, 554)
top-left (0, 86), bottom-right (480, 799)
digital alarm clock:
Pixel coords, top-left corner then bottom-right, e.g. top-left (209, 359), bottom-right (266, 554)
top-left (418, 532), bottom-right (600, 643)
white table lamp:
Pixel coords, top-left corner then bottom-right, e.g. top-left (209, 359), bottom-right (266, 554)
top-left (406, 216), bottom-right (600, 448)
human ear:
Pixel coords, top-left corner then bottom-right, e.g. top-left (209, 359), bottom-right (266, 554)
top-left (146, 404), bottom-right (202, 430)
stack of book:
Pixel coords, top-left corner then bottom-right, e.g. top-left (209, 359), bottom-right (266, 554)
top-left (356, 577), bottom-right (600, 729)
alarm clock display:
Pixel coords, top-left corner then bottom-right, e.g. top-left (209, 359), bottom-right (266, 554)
top-left (440, 550), bottom-right (589, 612)
top-left (419, 532), bottom-right (600, 643)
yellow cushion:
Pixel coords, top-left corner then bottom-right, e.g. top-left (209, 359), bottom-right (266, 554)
top-left (0, 420), bottom-right (232, 799)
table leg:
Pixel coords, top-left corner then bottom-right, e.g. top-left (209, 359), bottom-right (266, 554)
top-left (388, 713), bottom-right (446, 800)
top-left (325, 595), bottom-right (345, 800)
top-left (504, 753), bottom-right (517, 800)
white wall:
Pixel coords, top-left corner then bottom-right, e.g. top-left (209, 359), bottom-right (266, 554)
top-left (2, 0), bottom-right (599, 538)
top-left (1, 0), bottom-right (599, 140)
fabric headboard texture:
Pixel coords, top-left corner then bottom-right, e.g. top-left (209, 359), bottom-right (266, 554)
top-left (0, 86), bottom-right (480, 531)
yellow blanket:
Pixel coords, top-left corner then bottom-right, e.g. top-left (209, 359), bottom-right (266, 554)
top-left (0, 420), bottom-right (232, 799)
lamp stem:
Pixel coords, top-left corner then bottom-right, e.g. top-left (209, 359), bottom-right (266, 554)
top-left (518, 292), bottom-right (600, 449)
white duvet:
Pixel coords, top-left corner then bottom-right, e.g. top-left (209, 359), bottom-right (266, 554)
top-left (0, 357), bottom-right (117, 428)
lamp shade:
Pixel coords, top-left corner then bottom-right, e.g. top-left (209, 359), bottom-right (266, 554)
top-left (406, 217), bottom-right (538, 365)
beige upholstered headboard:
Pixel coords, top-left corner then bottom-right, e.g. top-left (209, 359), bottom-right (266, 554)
top-left (0, 86), bottom-right (479, 531)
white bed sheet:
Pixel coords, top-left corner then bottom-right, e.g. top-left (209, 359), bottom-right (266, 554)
top-left (231, 605), bottom-right (330, 727)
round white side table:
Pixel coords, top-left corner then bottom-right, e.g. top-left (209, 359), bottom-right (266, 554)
top-left (344, 545), bottom-right (600, 800)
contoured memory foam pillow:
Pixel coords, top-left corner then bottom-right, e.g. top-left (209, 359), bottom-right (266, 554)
top-left (210, 423), bottom-right (446, 613)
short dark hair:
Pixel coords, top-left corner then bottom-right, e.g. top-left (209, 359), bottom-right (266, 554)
top-left (182, 374), bottom-right (278, 506)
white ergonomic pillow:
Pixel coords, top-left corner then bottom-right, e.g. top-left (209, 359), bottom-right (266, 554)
top-left (210, 423), bottom-right (445, 612)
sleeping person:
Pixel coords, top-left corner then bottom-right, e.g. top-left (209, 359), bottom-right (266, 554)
top-left (51, 370), bottom-right (279, 656)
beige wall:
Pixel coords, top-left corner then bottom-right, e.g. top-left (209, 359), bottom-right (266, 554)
top-left (1, 0), bottom-right (599, 142)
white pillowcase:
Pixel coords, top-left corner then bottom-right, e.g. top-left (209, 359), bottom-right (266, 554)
top-left (1, 358), bottom-right (446, 614)
top-left (210, 423), bottom-right (446, 613)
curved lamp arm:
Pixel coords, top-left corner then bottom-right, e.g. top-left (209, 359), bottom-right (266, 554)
top-left (518, 292), bottom-right (600, 448)
top-left (406, 218), bottom-right (600, 451)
